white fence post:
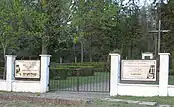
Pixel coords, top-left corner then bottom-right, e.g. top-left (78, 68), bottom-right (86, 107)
top-left (60, 57), bottom-right (62, 64)
top-left (6, 55), bottom-right (16, 91)
top-left (109, 53), bottom-right (120, 96)
top-left (158, 53), bottom-right (170, 96)
top-left (40, 55), bottom-right (51, 93)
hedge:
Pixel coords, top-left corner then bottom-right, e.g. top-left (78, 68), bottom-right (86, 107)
top-left (70, 68), bottom-right (94, 76)
top-left (50, 62), bottom-right (105, 69)
top-left (50, 68), bottom-right (68, 80)
top-left (169, 70), bottom-right (174, 75)
top-left (0, 67), bottom-right (4, 72)
top-left (0, 67), bottom-right (4, 79)
top-left (49, 67), bottom-right (97, 80)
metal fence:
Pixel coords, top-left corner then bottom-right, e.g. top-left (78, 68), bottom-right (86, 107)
top-left (49, 62), bottom-right (110, 92)
top-left (0, 60), bottom-right (5, 80)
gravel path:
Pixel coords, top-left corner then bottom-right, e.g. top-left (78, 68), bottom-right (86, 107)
top-left (43, 91), bottom-right (110, 101)
top-left (0, 91), bottom-right (109, 101)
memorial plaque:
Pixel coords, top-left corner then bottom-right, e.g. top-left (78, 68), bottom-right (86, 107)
top-left (121, 60), bottom-right (156, 81)
top-left (15, 60), bottom-right (40, 79)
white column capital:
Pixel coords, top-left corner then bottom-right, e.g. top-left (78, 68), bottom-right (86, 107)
top-left (39, 55), bottom-right (51, 57)
top-left (109, 53), bottom-right (120, 56)
top-left (6, 55), bottom-right (16, 58)
top-left (158, 53), bottom-right (170, 55)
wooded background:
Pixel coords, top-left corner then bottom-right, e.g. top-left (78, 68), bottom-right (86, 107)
top-left (0, 0), bottom-right (173, 66)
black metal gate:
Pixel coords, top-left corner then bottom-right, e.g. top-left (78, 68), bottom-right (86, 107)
top-left (49, 62), bottom-right (110, 92)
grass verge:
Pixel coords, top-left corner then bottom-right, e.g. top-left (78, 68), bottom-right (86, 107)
top-left (113, 96), bottom-right (174, 105)
top-left (0, 99), bottom-right (151, 107)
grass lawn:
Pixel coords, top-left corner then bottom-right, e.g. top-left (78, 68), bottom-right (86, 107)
top-left (49, 72), bottom-right (110, 90)
top-left (111, 76), bottom-right (174, 105)
top-left (113, 96), bottom-right (174, 105)
top-left (90, 100), bottom-right (152, 107)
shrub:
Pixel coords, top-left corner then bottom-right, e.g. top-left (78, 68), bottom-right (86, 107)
top-left (49, 62), bottom-right (107, 79)
top-left (169, 70), bottom-right (174, 75)
top-left (50, 62), bottom-right (105, 69)
top-left (50, 67), bottom-right (96, 79)
top-left (0, 67), bottom-right (4, 73)
top-left (71, 68), bottom-right (94, 76)
top-left (0, 67), bottom-right (4, 79)
top-left (50, 68), bottom-right (68, 80)
top-left (170, 51), bottom-right (174, 75)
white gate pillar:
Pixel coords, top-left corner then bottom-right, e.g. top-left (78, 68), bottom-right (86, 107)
top-left (109, 53), bottom-right (120, 96)
top-left (40, 55), bottom-right (51, 93)
top-left (158, 53), bottom-right (170, 96)
top-left (6, 55), bottom-right (16, 91)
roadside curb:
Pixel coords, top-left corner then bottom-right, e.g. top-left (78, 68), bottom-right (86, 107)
top-left (0, 94), bottom-right (84, 105)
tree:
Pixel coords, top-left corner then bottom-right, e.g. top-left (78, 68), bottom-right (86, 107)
top-left (71, 0), bottom-right (122, 61)
top-left (0, 0), bottom-right (35, 78)
top-left (22, 0), bottom-right (73, 55)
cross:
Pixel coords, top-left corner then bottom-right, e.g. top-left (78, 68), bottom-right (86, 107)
top-left (149, 20), bottom-right (170, 55)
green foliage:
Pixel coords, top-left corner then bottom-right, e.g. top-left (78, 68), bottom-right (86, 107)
top-left (170, 50), bottom-right (174, 75)
top-left (35, 92), bottom-right (41, 96)
top-left (1, 0), bottom-right (172, 64)
top-left (50, 67), bottom-right (95, 80)
top-left (50, 62), bottom-right (105, 69)
top-left (0, 0), bottom-right (44, 56)
top-left (50, 69), bottom-right (68, 80)
top-left (158, 0), bottom-right (174, 73)
top-left (49, 62), bottom-right (105, 80)
top-left (0, 67), bottom-right (4, 73)
top-left (110, 49), bottom-right (121, 54)
top-left (0, 0), bottom-right (145, 61)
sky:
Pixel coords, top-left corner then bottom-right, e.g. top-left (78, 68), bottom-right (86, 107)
top-left (123, 0), bottom-right (168, 6)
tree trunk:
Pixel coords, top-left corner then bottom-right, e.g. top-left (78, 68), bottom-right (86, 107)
top-left (130, 42), bottom-right (133, 59)
top-left (89, 35), bottom-right (92, 62)
top-left (89, 51), bottom-right (92, 62)
top-left (41, 37), bottom-right (48, 54)
top-left (73, 43), bottom-right (77, 63)
top-left (154, 34), bottom-right (158, 57)
top-left (3, 46), bottom-right (6, 80)
top-left (81, 41), bottom-right (84, 63)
